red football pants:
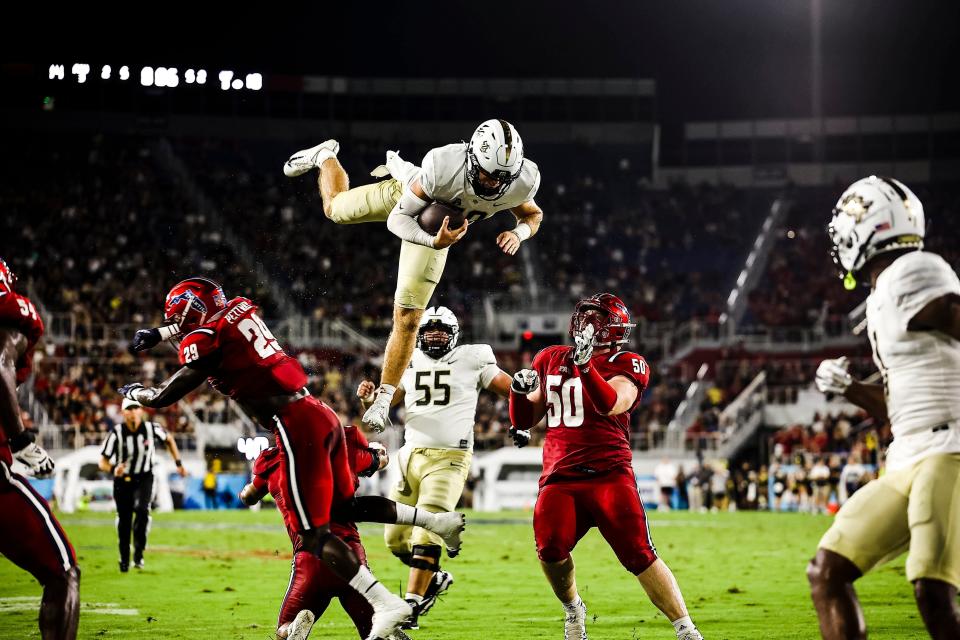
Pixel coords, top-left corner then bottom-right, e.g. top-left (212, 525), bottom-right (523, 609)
top-left (534, 467), bottom-right (658, 575)
top-left (279, 544), bottom-right (372, 638)
top-left (272, 397), bottom-right (356, 530)
top-left (0, 461), bottom-right (77, 584)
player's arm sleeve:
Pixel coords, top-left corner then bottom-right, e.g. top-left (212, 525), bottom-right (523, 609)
top-left (0, 327), bottom-right (25, 441)
top-left (509, 348), bottom-right (549, 428)
top-left (890, 254), bottom-right (960, 332)
top-left (386, 187), bottom-right (435, 247)
top-left (129, 366), bottom-right (209, 408)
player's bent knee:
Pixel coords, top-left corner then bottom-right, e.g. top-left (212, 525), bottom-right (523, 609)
top-left (914, 578), bottom-right (957, 611)
top-left (622, 548), bottom-right (658, 576)
top-left (807, 548), bottom-right (860, 588)
top-left (538, 545), bottom-right (572, 564)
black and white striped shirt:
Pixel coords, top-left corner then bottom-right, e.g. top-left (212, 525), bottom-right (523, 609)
top-left (100, 421), bottom-right (169, 476)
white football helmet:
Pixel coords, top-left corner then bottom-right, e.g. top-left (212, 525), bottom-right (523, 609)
top-left (417, 306), bottom-right (460, 358)
top-left (829, 176), bottom-right (925, 289)
top-left (467, 119), bottom-right (524, 200)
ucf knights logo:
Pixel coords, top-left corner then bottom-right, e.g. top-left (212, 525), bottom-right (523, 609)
top-left (838, 193), bottom-right (873, 222)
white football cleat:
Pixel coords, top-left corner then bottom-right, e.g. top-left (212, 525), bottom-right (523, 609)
top-left (564, 599), bottom-right (588, 640)
top-left (283, 140), bottom-right (340, 177)
top-left (677, 627), bottom-right (704, 640)
top-left (366, 595), bottom-right (412, 640)
top-left (432, 512), bottom-right (466, 558)
top-left (285, 610), bottom-right (315, 640)
top-left (362, 393), bottom-right (393, 433)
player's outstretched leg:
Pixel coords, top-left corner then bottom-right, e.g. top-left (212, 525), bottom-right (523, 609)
top-left (806, 548), bottom-right (867, 640)
top-left (283, 140), bottom-right (340, 178)
top-left (338, 496), bottom-right (466, 557)
top-left (540, 557), bottom-right (587, 640)
top-left (363, 307), bottom-right (423, 431)
top-left (637, 559), bottom-right (703, 640)
top-left (300, 527), bottom-right (411, 640)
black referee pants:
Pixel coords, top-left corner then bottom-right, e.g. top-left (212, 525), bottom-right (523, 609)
top-left (114, 473), bottom-right (153, 565)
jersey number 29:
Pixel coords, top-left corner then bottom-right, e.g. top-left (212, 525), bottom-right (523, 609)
top-left (240, 314), bottom-right (281, 359)
top-left (545, 375), bottom-right (584, 428)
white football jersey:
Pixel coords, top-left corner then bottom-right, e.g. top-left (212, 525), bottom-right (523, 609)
top-left (419, 143), bottom-right (540, 223)
top-left (866, 250), bottom-right (960, 470)
top-left (399, 343), bottom-right (502, 450)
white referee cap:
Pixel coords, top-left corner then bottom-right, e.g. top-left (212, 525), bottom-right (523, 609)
top-left (121, 398), bottom-right (143, 410)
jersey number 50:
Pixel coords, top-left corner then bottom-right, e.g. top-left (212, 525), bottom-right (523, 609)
top-left (545, 375), bottom-right (584, 428)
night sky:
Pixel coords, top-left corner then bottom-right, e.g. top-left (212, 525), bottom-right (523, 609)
top-left (9, 0), bottom-right (960, 124)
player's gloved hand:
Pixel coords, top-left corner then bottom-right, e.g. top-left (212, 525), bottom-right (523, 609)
top-left (118, 383), bottom-right (145, 402)
top-left (368, 441), bottom-right (389, 472)
top-left (11, 432), bottom-right (55, 476)
top-left (572, 323), bottom-right (596, 367)
top-left (509, 426), bottom-right (531, 448)
top-left (815, 357), bottom-right (853, 395)
top-left (511, 369), bottom-right (540, 395)
top-left (129, 328), bottom-right (161, 354)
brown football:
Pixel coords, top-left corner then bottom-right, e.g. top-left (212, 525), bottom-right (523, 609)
top-left (417, 202), bottom-right (467, 235)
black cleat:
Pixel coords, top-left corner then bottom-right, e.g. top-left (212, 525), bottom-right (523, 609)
top-left (400, 600), bottom-right (421, 630)
top-left (119, 562), bottom-right (129, 573)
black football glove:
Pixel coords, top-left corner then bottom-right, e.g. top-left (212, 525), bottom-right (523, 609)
top-left (508, 426), bottom-right (531, 448)
top-left (129, 328), bottom-right (162, 354)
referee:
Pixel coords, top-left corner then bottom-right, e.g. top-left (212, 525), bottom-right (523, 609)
top-left (98, 398), bottom-right (187, 572)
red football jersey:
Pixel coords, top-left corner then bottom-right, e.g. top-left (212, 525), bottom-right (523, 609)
top-left (252, 425), bottom-right (373, 550)
top-left (178, 297), bottom-right (307, 401)
top-left (0, 292), bottom-right (44, 464)
top-left (532, 345), bottom-right (650, 486)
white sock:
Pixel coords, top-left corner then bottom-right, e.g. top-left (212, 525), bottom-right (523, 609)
top-left (672, 615), bottom-right (695, 635)
top-left (348, 565), bottom-right (394, 605)
top-left (394, 504), bottom-right (438, 529)
top-left (405, 593), bottom-right (424, 604)
top-left (562, 595), bottom-right (583, 612)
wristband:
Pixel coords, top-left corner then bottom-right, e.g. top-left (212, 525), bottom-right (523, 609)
top-left (158, 324), bottom-right (180, 342)
top-left (512, 223), bottom-right (532, 241)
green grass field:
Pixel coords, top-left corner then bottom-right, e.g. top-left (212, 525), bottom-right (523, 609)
top-left (0, 509), bottom-right (926, 639)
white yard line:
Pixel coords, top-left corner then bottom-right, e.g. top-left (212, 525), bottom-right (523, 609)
top-left (0, 597), bottom-right (138, 616)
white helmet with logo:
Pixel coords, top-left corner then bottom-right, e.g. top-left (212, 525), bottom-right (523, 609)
top-left (417, 306), bottom-right (460, 358)
top-left (829, 175), bottom-right (925, 289)
top-left (467, 119), bottom-right (524, 201)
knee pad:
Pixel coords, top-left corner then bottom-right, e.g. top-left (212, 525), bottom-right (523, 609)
top-left (410, 544), bottom-right (441, 571)
top-left (393, 552), bottom-right (413, 567)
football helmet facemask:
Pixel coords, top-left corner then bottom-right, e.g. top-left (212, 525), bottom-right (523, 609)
top-left (417, 306), bottom-right (460, 359)
top-left (569, 293), bottom-right (635, 350)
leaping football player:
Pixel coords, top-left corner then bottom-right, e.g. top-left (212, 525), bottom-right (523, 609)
top-left (810, 176), bottom-right (960, 639)
top-left (121, 277), bottom-right (466, 640)
top-left (357, 306), bottom-right (512, 629)
top-left (509, 293), bottom-right (703, 640)
top-left (283, 119), bottom-right (543, 432)
top-left (0, 257), bottom-right (80, 640)
top-left (239, 426), bottom-right (409, 640)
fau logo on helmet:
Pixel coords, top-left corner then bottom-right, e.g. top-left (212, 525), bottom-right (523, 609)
top-left (163, 277), bottom-right (227, 336)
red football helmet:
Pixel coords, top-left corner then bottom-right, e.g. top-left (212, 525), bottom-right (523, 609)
top-left (569, 293), bottom-right (635, 349)
top-left (163, 277), bottom-right (227, 336)
top-left (0, 257), bottom-right (17, 295)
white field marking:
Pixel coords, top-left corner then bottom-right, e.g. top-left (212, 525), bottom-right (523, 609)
top-left (0, 597), bottom-right (138, 616)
